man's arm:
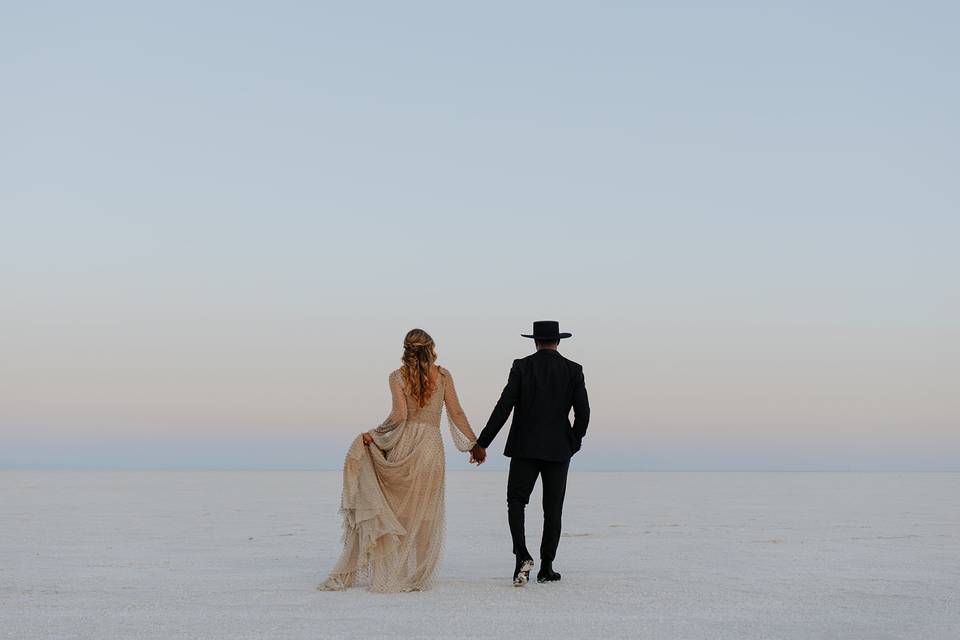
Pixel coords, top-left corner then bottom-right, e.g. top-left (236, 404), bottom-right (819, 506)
top-left (476, 360), bottom-right (521, 449)
top-left (571, 367), bottom-right (590, 440)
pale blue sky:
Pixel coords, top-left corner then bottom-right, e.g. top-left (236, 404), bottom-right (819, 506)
top-left (2, 2), bottom-right (958, 469)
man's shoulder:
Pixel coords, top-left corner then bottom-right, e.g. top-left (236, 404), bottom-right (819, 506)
top-left (517, 351), bottom-right (583, 371)
top-left (509, 356), bottom-right (527, 373)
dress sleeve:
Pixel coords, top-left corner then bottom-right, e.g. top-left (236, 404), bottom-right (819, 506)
top-left (441, 368), bottom-right (478, 452)
top-left (369, 370), bottom-right (407, 450)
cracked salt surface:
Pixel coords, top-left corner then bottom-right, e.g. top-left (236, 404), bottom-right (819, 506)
top-left (2, 470), bottom-right (958, 639)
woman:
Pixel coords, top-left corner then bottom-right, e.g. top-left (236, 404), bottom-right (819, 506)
top-left (318, 328), bottom-right (480, 592)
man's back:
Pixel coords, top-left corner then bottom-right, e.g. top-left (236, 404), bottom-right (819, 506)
top-left (477, 348), bottom-right (590, 461)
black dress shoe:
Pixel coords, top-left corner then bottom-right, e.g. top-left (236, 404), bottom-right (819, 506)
top-left (537, 560), bottom-right (561, 583)
top-left (513, 557), bottom-right (534, 587)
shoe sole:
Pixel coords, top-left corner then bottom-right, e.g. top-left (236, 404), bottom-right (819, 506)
top-left (513, 559), bottom-right (534, 587)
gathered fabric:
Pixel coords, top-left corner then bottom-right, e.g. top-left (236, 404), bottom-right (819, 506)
top-left (318, 366), bottom-right (477, 592)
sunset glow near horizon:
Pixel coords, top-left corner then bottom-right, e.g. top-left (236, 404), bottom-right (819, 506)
top-left (3, 2), bottom-right (958, 470)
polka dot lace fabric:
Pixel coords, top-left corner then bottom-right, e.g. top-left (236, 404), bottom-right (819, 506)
top-left (318, 367), bottom-right (478, 592)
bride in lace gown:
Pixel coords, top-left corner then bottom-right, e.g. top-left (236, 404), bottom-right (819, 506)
top-left (318, 329), bottom-right (481, 592)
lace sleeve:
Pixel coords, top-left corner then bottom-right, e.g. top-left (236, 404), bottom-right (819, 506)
top-left (440, 368), bottom-right (478, 452)
top-left (369, 370), bottom-right (407, 450)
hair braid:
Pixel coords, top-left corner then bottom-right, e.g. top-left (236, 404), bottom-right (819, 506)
top-left (401, 328), bottom-right (438, 408)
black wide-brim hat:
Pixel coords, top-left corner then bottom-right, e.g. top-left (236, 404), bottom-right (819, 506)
top-left (521, 320), bottom-right (572, 340)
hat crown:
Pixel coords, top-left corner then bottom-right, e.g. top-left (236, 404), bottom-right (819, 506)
top-left (532, 320), bottom-right (560, 335)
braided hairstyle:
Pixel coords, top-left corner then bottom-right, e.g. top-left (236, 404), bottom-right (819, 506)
top-left (401, 328), bottom-right (438, 408)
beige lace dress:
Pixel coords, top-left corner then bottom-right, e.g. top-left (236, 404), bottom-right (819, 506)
top-left (318, 366), bottom-right (478, 592)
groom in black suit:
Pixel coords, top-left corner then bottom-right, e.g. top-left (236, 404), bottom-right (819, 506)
top-left (470, 321), bottom-right (590, 586)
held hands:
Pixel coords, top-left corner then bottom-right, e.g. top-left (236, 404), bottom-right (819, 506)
top-left (469, 444), bottom-right (486, 465)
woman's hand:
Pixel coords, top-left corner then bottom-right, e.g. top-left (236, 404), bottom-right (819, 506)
top-left (361, 432), bottom-right (374, 446)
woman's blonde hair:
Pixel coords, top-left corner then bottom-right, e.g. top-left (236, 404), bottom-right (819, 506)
top-left (401, 328), bottom-right (438, 408)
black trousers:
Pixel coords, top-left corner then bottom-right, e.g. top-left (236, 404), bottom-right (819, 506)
top-left (506, 456), bottom-right (570, 562)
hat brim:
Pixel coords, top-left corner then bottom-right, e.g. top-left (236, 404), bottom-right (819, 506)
top-left (521, 332), bottom-right (572, 340)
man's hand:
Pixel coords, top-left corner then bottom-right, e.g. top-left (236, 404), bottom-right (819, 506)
top-left (469, 444), bottom-right (486, 465)
top-left (361, 432), bottom-right (374, 446)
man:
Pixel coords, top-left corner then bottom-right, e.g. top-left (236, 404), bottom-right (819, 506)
top-left (470, 320), bottom-right (590, 586)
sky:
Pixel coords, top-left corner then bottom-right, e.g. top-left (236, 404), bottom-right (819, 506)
top-left (2, 1), bottom-right (958, 470)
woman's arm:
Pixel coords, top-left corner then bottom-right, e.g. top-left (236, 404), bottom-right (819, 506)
top-left (365, 370), bottom-right (407, 450)
top-left (441, 368), bottom-right (479, 452)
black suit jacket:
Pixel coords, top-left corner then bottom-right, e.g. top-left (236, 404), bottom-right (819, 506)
top-left (477, 349), bottom-right (590, 461)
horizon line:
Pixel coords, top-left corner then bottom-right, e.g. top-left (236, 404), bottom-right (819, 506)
top-left (3, 466), bottom-right (958, 473)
